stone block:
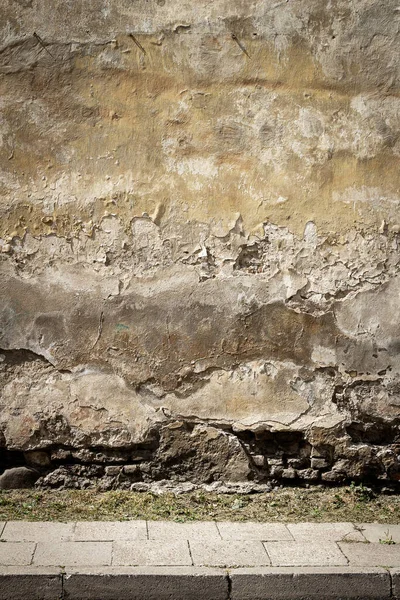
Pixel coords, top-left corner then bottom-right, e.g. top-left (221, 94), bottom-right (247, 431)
top-left (321, 471), bottom-right (345, 482)
top-left (147, 521), bottom-right (220, 541)
top-left (0, 468), bottom-right (39, 490)
top-left (122, 465), bottom-right (139, 475)
top-left (33, 541), bottom-right (112, 567)
top-left (252, 455), bottom-right (265, 468)
top-left (296, 468), bottom-right (319, 480)
top-left (265, 542), bottom-right (348, 567)
top-left (74, 520), bottom-right (147, 541)
top-left (2, 521), bottom-right (75, 542)
top-left (311, 458), bottom-right (329, 469)
top-left (339, 542), bottom-right (400, 567)
top-left (230, 567), bottom-right (390, 599)
top-left (105, 466), bottom-right (121, 476)
top-left (63, 567), bottom-right (228, 600)
top-left (189, 540), bottom-right (270, 567)
top-left (287, 522), bottom-right (365, 542)
top-left (112, 540), bottom-right (192, 566)
top-left (358, 523), bottom-right (400, 544)
top-left (0, 568), bottom-right (63, 600)
top-left (24, 451), bottom-right (51, 467)
top-left (217, 522), bottom-right (293, 541)
top-left (281, 468), bottom-right (297, 479)
top-left (0, 543), bottom-right (35, 566)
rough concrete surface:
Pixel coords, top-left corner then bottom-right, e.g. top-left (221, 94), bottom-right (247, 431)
top-left (0, 0), bottom-right (400, 487)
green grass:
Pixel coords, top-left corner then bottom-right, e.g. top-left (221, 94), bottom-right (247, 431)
top-left (0, 486), bottom-right (399, 522)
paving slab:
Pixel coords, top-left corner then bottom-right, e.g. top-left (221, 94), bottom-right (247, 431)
top-left (265, 541), bottom-right (348, 567)
top-left (147, 520), bottom-right (220, 540)
top-left (230, 567), bottom-right (390, 600)
top-left (217, 522), bottom-right (293, 541)
top-left (63, 567), bottom-right (228, 600)
top-left (358, 523), bottom-right (400, 544)
top-left (287, 522), bottom-right (365, 542)
top-left (190, 540), bottom-right (270, 567)
top-left (339, 542), bottom-right (400, 567)
top-left (33, 541), bottom-right (112, 567)
top-left (1, 521), bottom-right (75, 542)
top-left (0, 568), bottom-right (63, 600)
top-left (113, 540), bottom-right (192, 566)
top-left (74, 520), bottom-right (147, 541)
top-left (0, 543), bottom-right (36, 566)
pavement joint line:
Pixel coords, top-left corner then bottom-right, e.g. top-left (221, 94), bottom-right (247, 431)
top-left (215, 521), bottom-right (223, 540)
top-left (351, 522), bottom-right (368, 543)
top-left (335, 540), bottom-right (350, 566)
top-left (29, 542), bottom-right (37, 566)
top-left (0, 523), bottom-right (5, 538)
top-left (285, 524), bottom-right (296, 541)
top-left (388, 567), bottom-right (393, 597)
top-left (61, 571), bottom-right (65, 600)
top-left (111, 538), bottom-right (115, 567)
top-left (145, 519), bottom-right (149, 540)
top-left (260, 542), bottom-right (271, 565)
top-left (226, 571), bottom-right (232, 600)
top-left (187, 540), bottom-right (194, 567)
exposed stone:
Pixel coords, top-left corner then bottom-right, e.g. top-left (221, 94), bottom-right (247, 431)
top-left (281, 468), bottom-right (297, 480)
top-left (24, 451), bottom-right (51, 468)
top-left (149, 424), bottom-right (251, 484)
top-left (297, 469), bottom-right (320, 481)
top-left (0, 467), bottom-right (39, 490)
top-left (321, 471), bottom-right (346, 483)
top-left (105, 466), bottom-right (122, 476)
top-left (123, 465), bottom-right (140, 476)
top-left (252, 455), bottom-right (266, 468)
top-left (311, 458), bottom-right (329, 470)
top-left (130, 482), bottom-right (151, 493)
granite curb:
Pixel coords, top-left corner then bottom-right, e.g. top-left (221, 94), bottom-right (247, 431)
top-left (0, 566), bottom-right (399, 600)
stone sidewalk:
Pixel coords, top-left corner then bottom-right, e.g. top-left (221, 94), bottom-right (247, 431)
top-left (1, 520), bottom-right (400, 599)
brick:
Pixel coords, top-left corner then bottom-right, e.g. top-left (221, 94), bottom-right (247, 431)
top-left (0, 568), bottom-right (62, 600)
top-left (230, 567), bottom-right (390, 599)
top-left (33, 541), bottom-right (112, 567)
top-left (63, 567), bottom-right (228, 600)
top-left (265, 541), bottom-right (348, 567)
top-left (339, 542), bottom-right (400, 567)
top-left (147, 521), bottom-right (220, 541)
top-left (217, 522), bottom-right (292, 541)
top-left (1, 521), bottom-right (75, 542)
top-left (287, 522), bottom-right (365, 542)
top-left (112, 540), bottom-right (192, 566)
top-left (358, 523), bottom-right (400, 544)
top-left (190, 540), bottom-right (270, 567)
top-left (123, 465), bottom-right (139, 475)
top-left (311, 458), bottom-right (328, 469)
top-left (74, 520), bottom-right (147, 541)
top-left (105, 466), bottom-right (121, 476)
top-left (0, 543), bottom-right (35, 566)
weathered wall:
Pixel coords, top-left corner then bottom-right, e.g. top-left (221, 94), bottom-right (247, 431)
top-left (1, 0), bottom-right (400, 489)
